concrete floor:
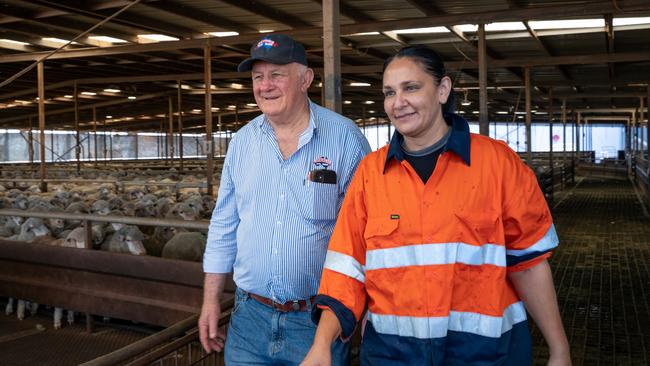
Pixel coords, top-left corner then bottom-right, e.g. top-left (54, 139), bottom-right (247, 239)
top-left (532, 176), bottom-right (650, 365)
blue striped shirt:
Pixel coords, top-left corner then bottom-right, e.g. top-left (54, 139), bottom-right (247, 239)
top-left (204, 100), bottom-right (371, 303)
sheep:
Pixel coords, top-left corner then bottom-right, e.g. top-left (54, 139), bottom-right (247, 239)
top-left (91, 200), bottom-right (111, 216)
top-left (101, 225), bottom-right (147, 255)
top-left (166, 202), bottom-right (199, 221)
top-left (161, 232), bottom-right (206, 262)
top-left (8, 218), bottom-right (51, 242)
top-left (145, 226), bottom-right (187, 257)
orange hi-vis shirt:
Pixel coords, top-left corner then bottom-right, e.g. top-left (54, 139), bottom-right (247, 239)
top-left (314, 115), bottom-right (558, 353)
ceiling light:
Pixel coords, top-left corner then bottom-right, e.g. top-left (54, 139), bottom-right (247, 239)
top-left (317, 82), bottom-right (323, 87)
top-left (192, 109), bottom-right (202, 113)
top-left (137, 34), bottom-right (179, 43)
top-left (103, 88), bottom-right (121, 93)
top-left (344, 100), bottom-right (352, 105)
top-left (81, 91), bottom-right (97, 96)
top-left (88, 36), bottom-right (127, 44)
top-left (368, 110), bottom-right (375, 114)
top-left (472, 111), bottom-right (480, 114)
top-left (497, 111), bottom-right (508, 114)
top-left (391, 27), bottom-right (448, 34)
top-left (128, 96), bottom-right (137, 100)
top-left (259, 30), bottom-right (274, 33)
top-left (350, 82), bottom-right (371, 87)
top-left (0, 39), bottom-right (30, 46)
top-left (529, 19), bottom-right (604, 30)
top-left (364, 101), bottom-right (374, 104)
top-left (106, 115), bottom-right (112, 119)
top-left (461, 100), bottom-right (472, 106)
top-left (207, 31), bottom-right (239, 37)
top-left (230, 83), bottom-right (244, 89)
top-left (246, 103), bottom-right (257, 107)
top-left (211, 107), bottom-right (220, 111)
top-left (227, 105), bottom-right (237, 110)
top-left (459, 111), bottom-right (466, 114)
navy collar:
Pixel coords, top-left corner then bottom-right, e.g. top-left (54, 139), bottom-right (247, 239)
top-left (384, 113), bottom-right (471, 173)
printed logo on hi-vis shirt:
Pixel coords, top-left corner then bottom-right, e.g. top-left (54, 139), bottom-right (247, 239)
top-left (313, 156), bottom-right (332, 169)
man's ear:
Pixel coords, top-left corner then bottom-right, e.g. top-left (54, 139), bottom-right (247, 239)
top-left (301, 68), bottom-right (315, 92)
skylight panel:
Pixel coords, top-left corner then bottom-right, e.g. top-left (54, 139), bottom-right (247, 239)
top-left (207, 31), bottom-right (239, 37)
top-left (613, 17), bottom-right (650, 26)
top-left (485, 22), bottom-right (526, 31)
top-left (0, 39), bottom-right (30, 46)
top-left (88, 36), bottom-right (128, 44)
top-left (528, 19), bottom-right (604, 30)
top-left (137, 34), bottom-right (179, 43)
top-left (391, 27), bottom-right (449, 34)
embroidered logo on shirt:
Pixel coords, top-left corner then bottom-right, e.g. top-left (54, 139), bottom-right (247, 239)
top-left (390, 214), bottom-right (400, 220)
top-left (313, 156), bottom-right (332, 169)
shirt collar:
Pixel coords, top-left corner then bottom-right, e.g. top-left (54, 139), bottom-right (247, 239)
top-left (384, 113), bottom-right (471, 172)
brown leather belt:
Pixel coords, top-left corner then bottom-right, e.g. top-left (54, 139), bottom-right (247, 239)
top-left (249, 293), bottom-right (315, 312)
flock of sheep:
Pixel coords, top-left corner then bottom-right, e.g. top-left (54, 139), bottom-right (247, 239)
top-left (0, 168), bottom-right (216, 329)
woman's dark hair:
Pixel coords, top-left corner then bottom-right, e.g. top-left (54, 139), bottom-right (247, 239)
top-left (383, 46), bottom-right (456, 116)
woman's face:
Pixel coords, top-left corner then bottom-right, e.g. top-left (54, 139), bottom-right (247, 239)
top-left (382, 57), bottom-right (450, 142)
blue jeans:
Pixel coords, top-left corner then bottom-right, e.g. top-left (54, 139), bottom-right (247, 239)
top-left (224, 288), bottom-right (350, 366)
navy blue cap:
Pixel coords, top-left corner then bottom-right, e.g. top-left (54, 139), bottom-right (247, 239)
top-left (237, 34), bottom-right (308, 72)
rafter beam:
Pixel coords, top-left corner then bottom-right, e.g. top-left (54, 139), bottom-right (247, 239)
top-left (216, 0), bottom-right (312, 28)
top-left (141, 0), bottom-right (257, 33)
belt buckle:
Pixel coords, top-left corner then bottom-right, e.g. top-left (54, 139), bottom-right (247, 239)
top-left (291, 300), bottom-right (300, 311)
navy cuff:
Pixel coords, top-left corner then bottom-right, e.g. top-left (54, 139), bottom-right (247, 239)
top-left (311, 294), bottom-right (357, 339)
top-left (507, 249), bottom-right (551, 267)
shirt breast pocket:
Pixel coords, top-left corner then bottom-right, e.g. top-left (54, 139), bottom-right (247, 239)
top-left (300, 182), bottom-right (338, 221)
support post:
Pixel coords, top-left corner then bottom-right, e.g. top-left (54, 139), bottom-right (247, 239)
top-left (323, 0), bottom-right (342, 113)
top-left (204, 43), bottom-right (214, 197)
top-left (177, 80), bottom-right (184, 170)
top-left (562, 99), bottom-right (566, 187)
top-left (28, 118), bottom-right (34, 166)
top-left (525, 67), bottom-right (532, 164)
top-left (37, 62), bottom-right (47, 192)
top-left (548, 88), bottom-right (554, 203)
top-left (168, 96), bottom-right (174, 166)
top-left (74, 81), bottom-right (81, 174)
top-left (93, 106), bottom-right (98, 167)
top-left (103, 118), bottom-right (107, 166)
top-left (478, 24), bottom-right (489, 136)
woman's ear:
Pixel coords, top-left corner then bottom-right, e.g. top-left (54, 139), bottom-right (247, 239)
top-left (438, 76), bottom-right (452, 104)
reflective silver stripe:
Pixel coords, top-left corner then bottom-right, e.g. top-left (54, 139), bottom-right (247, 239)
top-left (324, 250), bottom-right (365, 283)
top-left (365, 242), bottom-right (506, 270)
top-left (368, 301), bottom-right (527, 339)
top-left (506, 224), bottom-right (559, 257)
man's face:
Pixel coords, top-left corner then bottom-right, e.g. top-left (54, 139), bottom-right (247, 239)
top-left (251, 62), bottom-right (313, 121)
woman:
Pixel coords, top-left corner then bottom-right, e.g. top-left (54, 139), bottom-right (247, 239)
top-left (301, 46), bottom-right (571, 365)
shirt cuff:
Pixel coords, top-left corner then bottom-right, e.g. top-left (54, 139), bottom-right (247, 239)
top-left (507, 251), bottom-right (552, 272)
top-left (312, 294), bottom-right (357, 341)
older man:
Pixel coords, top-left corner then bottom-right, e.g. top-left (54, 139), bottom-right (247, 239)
top-left (199, 34), bottom-right (370, 365)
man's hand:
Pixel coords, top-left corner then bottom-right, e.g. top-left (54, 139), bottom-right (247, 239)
top-left (199, 302), bottom-right (226, 353)
top-left (300, 343), bottom-right (332, 366)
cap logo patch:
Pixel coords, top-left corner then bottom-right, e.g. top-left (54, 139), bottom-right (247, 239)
top-left (256, 39), bottom-right (278, 49)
